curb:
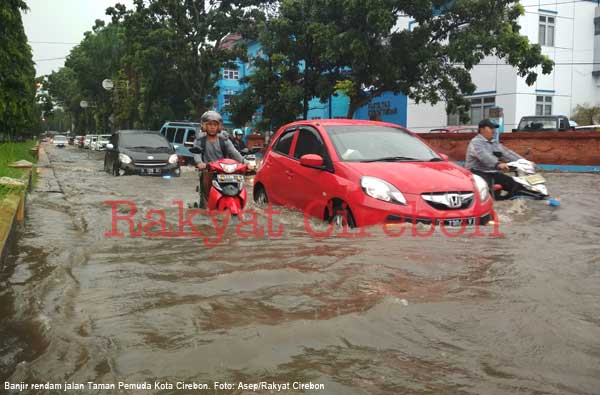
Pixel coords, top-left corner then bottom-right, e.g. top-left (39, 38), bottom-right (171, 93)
top-left (0, 146), bottom-right (37, 265)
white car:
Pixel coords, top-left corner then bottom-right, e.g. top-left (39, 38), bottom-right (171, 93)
top-left (84, 135), bottom-right (98, 149)
top-left (91, 134), bottom-right (111, 150)
top-left (52, 135), bottom-right (68, 147)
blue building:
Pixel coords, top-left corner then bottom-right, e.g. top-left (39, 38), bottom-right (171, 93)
top-left (214, 35), bottom-right (408, 130)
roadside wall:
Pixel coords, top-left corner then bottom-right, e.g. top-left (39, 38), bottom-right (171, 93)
top-left (419, 132), bottom-right (600, 165)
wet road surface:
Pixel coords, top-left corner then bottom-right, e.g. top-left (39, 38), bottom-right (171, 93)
top-left (1, 144), bottom-right (599, 394)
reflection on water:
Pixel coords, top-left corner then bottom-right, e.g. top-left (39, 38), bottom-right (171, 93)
top-left (1, 146), bottom-right (599, 394)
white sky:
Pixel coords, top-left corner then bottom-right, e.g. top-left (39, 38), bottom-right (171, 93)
top-left (22, 0), bottom-right (134, 76)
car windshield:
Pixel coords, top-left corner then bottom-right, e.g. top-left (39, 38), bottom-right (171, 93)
top-left (518, 117), bottom-right (557, 130)
top-left (54, 136), bottom-right (67, 141)
top-left (325, 125), bottom-right (440, 162)
top-left (120, 133), bottom-right (170, 149)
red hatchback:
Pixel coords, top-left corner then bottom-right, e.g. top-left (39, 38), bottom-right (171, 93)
top-left (253, 120), bottom-right (493, 227)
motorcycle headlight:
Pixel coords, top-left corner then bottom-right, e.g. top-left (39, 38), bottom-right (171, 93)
top-left (119, 153), bottom-right (132, 164)
top-left (360, 176), bottom-right (407, 205)
top-left (473, 174), bottom-right (490, 202)
top-left (220, 163), bottom-right (238, 174)
top-left (168, 154), bottom-right (178, 164)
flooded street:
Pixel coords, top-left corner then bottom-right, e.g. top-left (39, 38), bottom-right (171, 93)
top-left (1, 144), bottom-right (599, 395)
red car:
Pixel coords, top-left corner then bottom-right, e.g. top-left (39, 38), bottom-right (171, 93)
top-left (253, 120), bottom-right (493, 228)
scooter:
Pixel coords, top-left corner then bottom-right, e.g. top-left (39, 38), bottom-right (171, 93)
top-left (499, 159), bottom-right (559, 206)
top-left (194, 158), bottom-right (248, 215)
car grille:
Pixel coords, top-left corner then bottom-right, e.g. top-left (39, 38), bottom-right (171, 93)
top-left (133, 160), bottom-right (168, 167)
top-left (421, 192), bottom-right (474, 210)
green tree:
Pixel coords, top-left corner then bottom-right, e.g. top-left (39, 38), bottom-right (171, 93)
top-left (572, 104), bottom-right (600, 126)
top-left (0, 0), bottom-right (36, 138)
top-left (108, 0), bottom-right (267, 123)
top-left (246, 0), bottom-right (554, 119)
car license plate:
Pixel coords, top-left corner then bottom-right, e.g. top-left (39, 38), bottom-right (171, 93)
top-left (526, 174), bottom-right (545, 185)
top-left (442, 217), bottom-right (476, 227)
top-left (142, 168), bottom-right (161, 175)
top-left (217, 174), bottom-right (242, 182)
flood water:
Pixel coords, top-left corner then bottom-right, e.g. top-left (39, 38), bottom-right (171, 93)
top-left (1, 144), bottom-right (599, 395)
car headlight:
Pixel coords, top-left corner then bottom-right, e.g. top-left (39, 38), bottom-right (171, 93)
top-left (220, 163), bottom-right (238, 174)
top-left (168, 154), bottom-right (178, 164)
top-left (119, 153), bottom-right (132, 164)
top-left (473, 174), bottom-right (490, 201)
top-left (360, 176), bottom-right (407, 205)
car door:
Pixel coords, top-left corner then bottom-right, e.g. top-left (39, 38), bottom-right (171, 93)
top-left (263, 128), bottom-right (298, 205)
top-left (289, 126), bottom-right (336, 215)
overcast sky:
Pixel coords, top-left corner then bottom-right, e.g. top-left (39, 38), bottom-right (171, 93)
top-left (22, 0), bottom-right (134, 77)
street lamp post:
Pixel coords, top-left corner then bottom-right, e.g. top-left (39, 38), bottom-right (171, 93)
top-left (102, 78), bottom-right (129, 130)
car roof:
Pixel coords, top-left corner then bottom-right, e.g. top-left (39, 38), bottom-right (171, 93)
top-left (280, 119), bottom-right (407, 130)
top-left (116, 129), bottom-right (159, 134)
top-left (163, 121), bottom-right (200, 127)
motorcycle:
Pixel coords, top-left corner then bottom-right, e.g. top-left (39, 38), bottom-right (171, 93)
top-left (189, 147), bottom-right (249, 215)
top-left (240, 147), bottom-right (261, 174)
top-left (500, 159), bottom-right (559, 206)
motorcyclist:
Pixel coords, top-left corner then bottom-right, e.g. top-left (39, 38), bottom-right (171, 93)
top-left (231, 128), bottom-right (247, 152)
top-left (465, 118), bottom-right (531, 200)
top-left (193, 111), bottom-right (253, 207)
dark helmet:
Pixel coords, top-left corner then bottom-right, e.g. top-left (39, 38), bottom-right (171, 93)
top-left (200, 110), bottom-right (223, 124)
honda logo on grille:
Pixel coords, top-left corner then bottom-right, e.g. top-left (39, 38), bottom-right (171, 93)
top-left (446, 193), bottom-right (462, 208)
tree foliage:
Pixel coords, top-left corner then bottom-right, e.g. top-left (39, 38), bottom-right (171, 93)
top-left (0, 0), bottom-right (36, 137)
top-left (237, 0), bottom-right (554, 120)
top-left (571, 104), bottom-right (600, 126)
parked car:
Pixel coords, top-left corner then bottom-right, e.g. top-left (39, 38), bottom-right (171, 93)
top-left (512, 115), bottom-right (571, 132)
top-left (104, 130), bottom-right (180, 177)
top-left (83, 135), bottom-right (97, 149)
top-left (52, 135), bottom-right (68, 148)
top-left (91, 134), bottom-right (111, 151)
top-left (429, 126), bottom-right (478, 134)
top-left (253, 120), bottom-right (494, 228)
top-left (159, 121), bottom-right (200, 164)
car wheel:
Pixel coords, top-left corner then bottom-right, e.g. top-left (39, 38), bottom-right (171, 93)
top-left (254, 186), bottom-right (268, 208)
top-left (329, 201), bottom-right (356, 229)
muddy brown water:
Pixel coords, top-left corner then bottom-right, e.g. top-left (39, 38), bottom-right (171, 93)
top-left (1, 145), bottom-right (599, 394)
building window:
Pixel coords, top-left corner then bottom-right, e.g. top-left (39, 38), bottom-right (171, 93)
top-left (595, 17), bottom-right (600, 35)
top-left (223, 68), bottom-right (239, 80)
top-left (536, 95), bottom-right (552, 115)
top-left (222, 89), bottom-right (235, 108)
top-left (470, 96), bottom-right (496, 124)
top-left (539, 15), bottom-right (555, 47)
top-left (447, 96), bottom-right (495, 125)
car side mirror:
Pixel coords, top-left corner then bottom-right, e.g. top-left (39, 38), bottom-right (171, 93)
top-left (299, 154), bottom-right (324, 168)
top-left (189, 147), bottom-right (201, 154)
top-left (106, 143), bottom-right (114, 150)
top-left (439, 153), bottom-right (449, 161)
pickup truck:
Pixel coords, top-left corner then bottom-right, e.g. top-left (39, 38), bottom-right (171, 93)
top-left (512, 115), bottom-right (571, 132)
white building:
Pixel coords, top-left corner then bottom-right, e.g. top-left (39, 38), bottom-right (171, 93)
top-left (406, 0), bottom-right (600, 132)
